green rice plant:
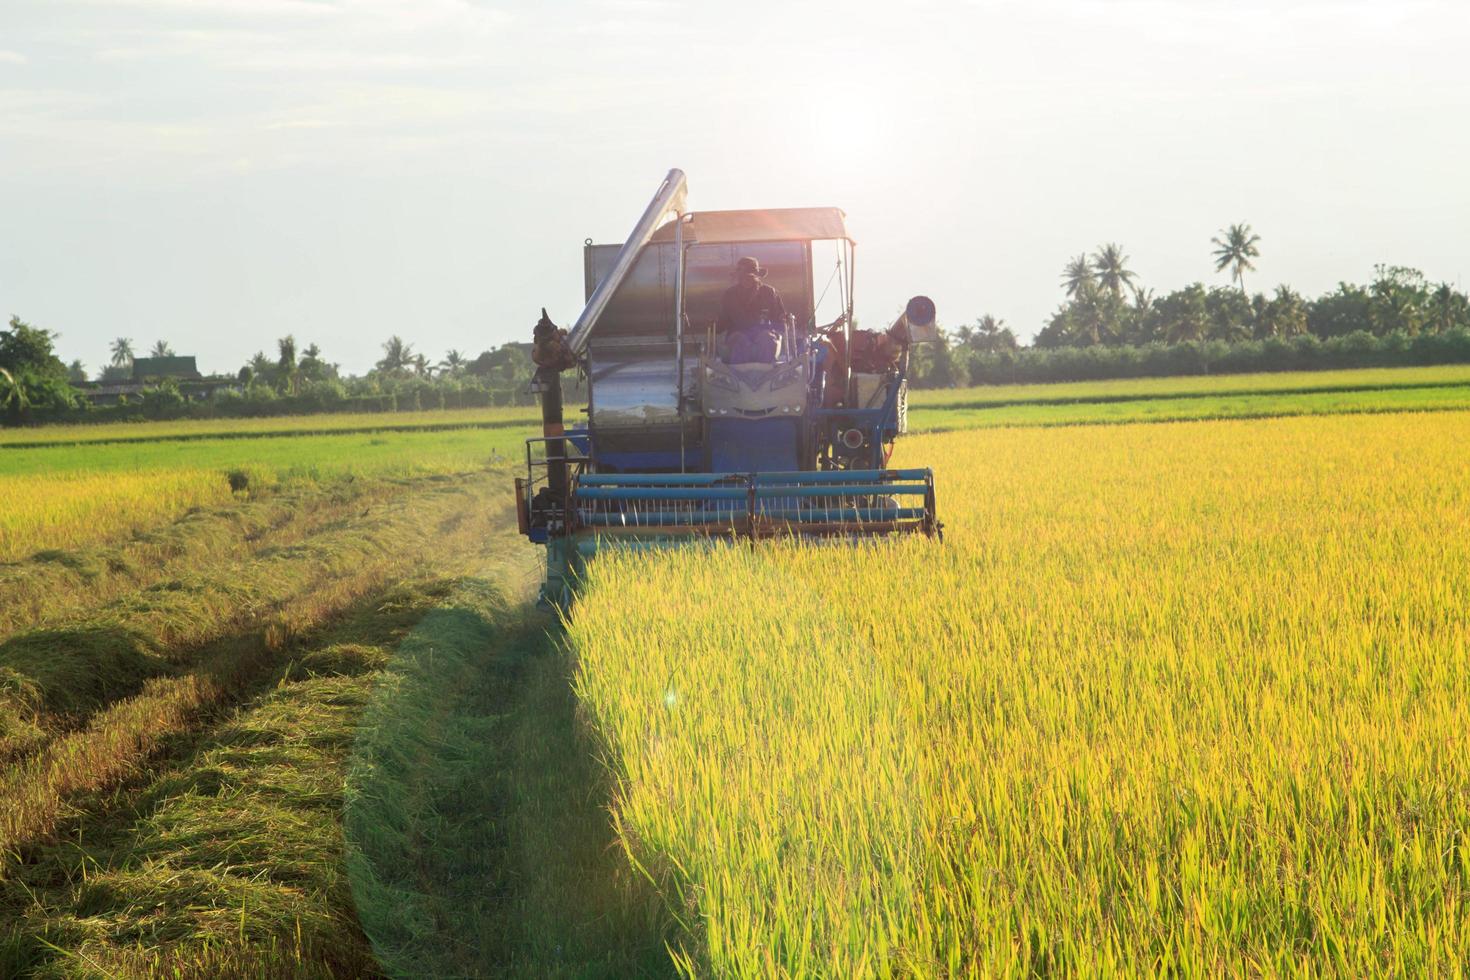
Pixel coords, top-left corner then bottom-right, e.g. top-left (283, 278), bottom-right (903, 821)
top-left (0, 404), bottom-right (548, 447)
top-left (907, 363), bottom-right (1470, 408)
top-left (569, 411), bottom-right (1470, 977)
top-left (906, 381), bottom-right (1470, 433)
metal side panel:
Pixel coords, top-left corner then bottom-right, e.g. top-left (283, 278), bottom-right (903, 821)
top-left (587, 341), bottom-right (700, 430)
top-left (583, 242), bottom-right (678, 340)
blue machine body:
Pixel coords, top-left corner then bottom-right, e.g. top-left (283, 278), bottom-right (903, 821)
top-left (513, 171), bottom-right (940, 606)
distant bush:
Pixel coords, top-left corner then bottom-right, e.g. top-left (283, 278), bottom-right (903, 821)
top-left (948, 328), bottom-right (1470, 387)
top-left (23, 375), bottom-right (541, 427)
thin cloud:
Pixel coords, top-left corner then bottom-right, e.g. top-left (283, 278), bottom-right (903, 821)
top-left (0, 50), bottom-right (30, 64)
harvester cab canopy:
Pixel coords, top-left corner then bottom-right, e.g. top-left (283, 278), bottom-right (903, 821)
top-left (517, 168), bottom-right (941, 606)
top-left (650, 207), bottom-right (853, 244)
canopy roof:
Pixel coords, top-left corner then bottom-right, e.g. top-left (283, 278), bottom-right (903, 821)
top-left (649, 207), bottom-right (851, 245)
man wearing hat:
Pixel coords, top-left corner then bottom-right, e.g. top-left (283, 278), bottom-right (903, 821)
top-left (716, 256), bottom-right (786, 362)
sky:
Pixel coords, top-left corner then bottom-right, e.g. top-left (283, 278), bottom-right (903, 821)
top-left (3, 0), bottom-right (1469, 375)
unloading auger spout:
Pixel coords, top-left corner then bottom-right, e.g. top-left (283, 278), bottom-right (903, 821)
top-left (514, 169), bottom-right (942, 606)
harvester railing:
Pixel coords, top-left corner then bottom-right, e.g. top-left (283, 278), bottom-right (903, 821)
top-left (517, 436), bottom-right (592, 540)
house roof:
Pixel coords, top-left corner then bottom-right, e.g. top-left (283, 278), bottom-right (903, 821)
top-left (132, 355), bottom-right (200, 379)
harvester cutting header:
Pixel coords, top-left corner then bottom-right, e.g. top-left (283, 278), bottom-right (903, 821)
top-left (517, 168), bottom-right (942, 604)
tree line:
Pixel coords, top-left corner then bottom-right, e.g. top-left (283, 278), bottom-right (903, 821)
top-left (9, 222), bottom-right (1470, 422)
top-left (0, 322), bottom-right (539, 425)
top-left (906, 224), bottom-right (1470, 387)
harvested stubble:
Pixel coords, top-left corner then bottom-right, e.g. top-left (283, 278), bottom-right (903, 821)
top-left (0, 474), bottom-right (504, 864)
top-left (0, 469), bottom-right (237, 563)
top-left (570, 411), bottom-right (1470, 977)
top-left (0, 478), bottom-right (404, 641)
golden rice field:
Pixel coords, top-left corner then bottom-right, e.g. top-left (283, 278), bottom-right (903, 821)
top-left (569, 411), bottom-right (1470, 977)
top-left (0, 426), bottom-right (529, 562)
top-left (0, 469), bottom-right (236, 562)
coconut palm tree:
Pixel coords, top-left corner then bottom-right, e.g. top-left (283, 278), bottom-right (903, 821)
top-left (957, 315), bottom-right (1018, 353)
top-left (277, 335), bottom-right (297, 372)
top-left (376, 336), bottom-right (413, 375)
top-left (277, 335), bottom-right (299, 393)
top-left (1426, 283), bottom-right (1470, 334)
top-left (0, 367), bottom-right (30, 415)
top-left (1060, 254), bottom-right (1095, 300)
top-left (1211, 223), bottom-right (1262, 293)
top-left (248, 351), bottom-right (272, 380)
top-left (1091, 243), bottom-right (1137, 300)
top-left (1259, 285), bottom-right (1308, 338)
top-left (149, 340), bottom-right (175, 358)
top-left (439, 349), bottom-right (466, 375)
top-left (110, 337), bottom-right (134, 367)
top-left (1128, 288), bottom-right (1157, 343)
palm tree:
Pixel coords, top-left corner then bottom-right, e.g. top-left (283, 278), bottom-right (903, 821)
top-left (1091, 243), bottom-right (1137, 300)
top-left (277, 335), bottom-right (299, 393)
top-left (1129, 288), bottom-right (1156, 343)
top-left (957, 315), bottom-right (1018, 353)
top-left (248, 351), bottom-right (272, 380)
top-left (439, 349), bottom-right (466, 375)
top-left (1061, 254), bottom-right (1095, 300)
top-left (67, 359), bottom-right (88, 384)
top-left (277, 335), bottom-right (297, 372)
top-left (1211, 223), bottom-right (1262, 293)
top-left (411, 353), bottom-right (431, 378)
top-left (377, 336), bottom-right (413, 374)
top-left (1258, 285), bottom-right (1308, 338)
top-left (1426, 283), bottom-right (1470, 334)
top-left (150, 340), bottom-right (175, 358)
top-left (0, 367), bottom-right (30, 415)
top-left (110, 338), bottom-right (134, 367)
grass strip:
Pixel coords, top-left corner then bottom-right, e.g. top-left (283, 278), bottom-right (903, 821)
top-left (908, 385), bottom-right (1470, 433)
top-left (0, 405), bottom-right (560, 446)
top-left (906, 364), bottom-right (1470, 407)
top-left (0, 416), bottom-right (539, 451)
top-left (344, 583), bottom-right (677, 977)
top-left (912, 376), bottom-right (1470, 411)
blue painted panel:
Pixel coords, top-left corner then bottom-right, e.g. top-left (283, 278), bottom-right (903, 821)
top-left (707, 418), bottom-right (802, 473)
top-left (594, 449), bottom-right (691, 473)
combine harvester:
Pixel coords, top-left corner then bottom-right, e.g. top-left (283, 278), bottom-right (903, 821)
top-left (516, 168), bottom-right (941, 605)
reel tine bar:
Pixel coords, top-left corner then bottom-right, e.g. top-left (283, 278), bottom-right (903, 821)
top-left (571, 469), bottom-right (938, 539)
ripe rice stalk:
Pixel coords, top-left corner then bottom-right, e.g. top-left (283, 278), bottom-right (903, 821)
top-left (569, 411), bottom-right (1470, 977)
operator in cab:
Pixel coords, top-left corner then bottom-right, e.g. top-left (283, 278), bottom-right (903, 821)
top-left (717, 256), bottom-right (786, 363)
